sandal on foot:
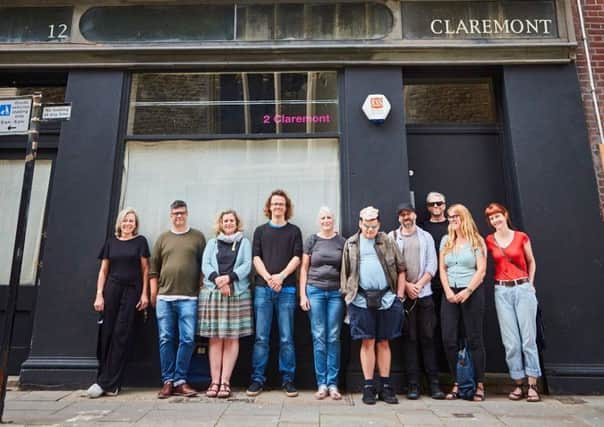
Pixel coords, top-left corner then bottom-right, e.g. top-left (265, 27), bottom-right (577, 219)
top-left (328, 385), bottom-right (342, 400)
top-left (508, 386), bottom-right (524, 401)
top-left (315, 385), bottom-right (328, 400)
top-left (527, 384), bottom-right (541, 402)
top-left (206, 382), bottom-right (220, 398)
top-left (473, 385), bottom-right (486, 402)
top-left (217, 383), bottom-right (231, 399)
top-left (446, 383), bottom-right (459, 400)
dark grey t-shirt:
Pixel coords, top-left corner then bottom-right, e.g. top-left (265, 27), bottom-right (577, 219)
top-left (303, 234), bottom-right (346, 290)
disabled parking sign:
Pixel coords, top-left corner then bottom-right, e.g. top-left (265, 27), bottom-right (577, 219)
top-left (0, 98), bottom-right (33, 135)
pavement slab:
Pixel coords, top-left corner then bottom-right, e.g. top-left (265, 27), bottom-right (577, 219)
top-left (2, 390), bottom-right (604, 426)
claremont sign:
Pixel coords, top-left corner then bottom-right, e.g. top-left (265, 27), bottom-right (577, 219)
top-left (402, 0), bottom-right (558, 40)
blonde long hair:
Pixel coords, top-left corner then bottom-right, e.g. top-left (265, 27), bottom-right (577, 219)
top-left (441, 204), bottom-right (484, 257)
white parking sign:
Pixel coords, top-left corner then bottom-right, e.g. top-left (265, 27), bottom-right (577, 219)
top-left (0, 98), bottom-right (33, 135)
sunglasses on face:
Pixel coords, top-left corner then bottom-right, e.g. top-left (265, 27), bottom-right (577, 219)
top-left (427, 201), bottom-right (445, 207)
top-left (447, 214), bottom-right (460, 221)
top-left (361, 223), bottom-right (379, 230)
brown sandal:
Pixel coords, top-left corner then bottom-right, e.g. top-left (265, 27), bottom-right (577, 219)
top-left (508, 385), bottom-right (524, 401)
top-left (206, 382), bottom-right (219, 398)
top-left (446, 383), bottom-right (459, 400)
top-left (527, 384), bottom-right (541, 402)
top-left (473, 384), bottom-right (486, 401)
top-left (217, 383), bottom-right (231, 399)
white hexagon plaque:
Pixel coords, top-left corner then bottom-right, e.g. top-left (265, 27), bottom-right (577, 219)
top-left (362, 94), bottom-right (391, 124)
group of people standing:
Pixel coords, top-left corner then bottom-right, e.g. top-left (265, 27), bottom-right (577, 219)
top-left (87, 189), bottom-right (542, 405)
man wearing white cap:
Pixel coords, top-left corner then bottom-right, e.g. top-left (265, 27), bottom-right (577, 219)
top-left (341, 206), bottom-right (407, 405)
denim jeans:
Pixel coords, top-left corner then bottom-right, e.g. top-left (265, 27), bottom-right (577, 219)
top-left (306, 285), bottom-right (345, 388)
top-left (156, 298), bottom-right (198, 386)
top-left (251, 286), bottom-right (296, 385)
top-left (494, 282), bottom-right (542, 380)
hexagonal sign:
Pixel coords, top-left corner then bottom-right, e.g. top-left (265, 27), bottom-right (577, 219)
top-left (362, 94), bottom-right (391, 124)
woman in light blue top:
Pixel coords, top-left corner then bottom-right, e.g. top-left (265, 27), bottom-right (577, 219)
top-left (439, 204), bottom-right (487, 401)
top-left (198, 210), bottom-right (252, 399)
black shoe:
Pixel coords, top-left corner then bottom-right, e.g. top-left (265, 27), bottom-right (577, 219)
top-left (282, 382), bottom-right (298, 397)
top-left (246, 381), bottom-right (263, 396)
top-left (362, 385), bottom-right (377, 405)
top-left (430, 381), bottom-right (445, 400)
top-left (379, 384), bottom-right (399, 404)
top-left (407, 383), bottom-right (420, 400)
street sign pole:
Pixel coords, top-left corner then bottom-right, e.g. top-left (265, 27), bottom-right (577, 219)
top-left (0, 93), bottom-right (42, 423)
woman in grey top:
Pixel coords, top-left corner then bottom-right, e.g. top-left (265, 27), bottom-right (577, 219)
top-left (299, 207), bottom-right (346, 400)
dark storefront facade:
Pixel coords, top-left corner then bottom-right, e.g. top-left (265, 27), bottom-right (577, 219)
top-left (1, 0), bottom-right (603, 394)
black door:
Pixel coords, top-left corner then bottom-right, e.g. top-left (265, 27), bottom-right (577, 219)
top-left (407, 126), bottom-right (508, 373)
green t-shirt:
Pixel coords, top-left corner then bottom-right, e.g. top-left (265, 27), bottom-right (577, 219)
top-left (149, 229), bottom-right (206, 297)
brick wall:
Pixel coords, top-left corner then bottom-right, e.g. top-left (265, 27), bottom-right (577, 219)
top-left (571, 0), bottom-right (604, 217)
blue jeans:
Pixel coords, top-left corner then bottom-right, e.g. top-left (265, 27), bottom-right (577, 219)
top-left (251, 286), bottom-right (296, 385)
top-left (494, 282), bottom-right (542, 380)
top-left (307, 285), bottom-right (344, 388)
top-left (156, 298), bottom-right (198, 386)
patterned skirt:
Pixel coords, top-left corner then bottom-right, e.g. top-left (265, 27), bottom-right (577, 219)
top-left (197, 288), bottom-right (254, 338)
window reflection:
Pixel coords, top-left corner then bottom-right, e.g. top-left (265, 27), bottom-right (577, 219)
top-left (128, 72), bottom-right (338, 135)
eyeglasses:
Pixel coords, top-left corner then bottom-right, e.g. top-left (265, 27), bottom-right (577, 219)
top-left (427, 201), bottom-right (445, 207)
top-left (270, 202), bottom-right (286, 207)
top-left (361, 223), bottom-right (379, 230)
top-left (171, 211), bottom-right (188, 217)
top-left (447, 214), bottom-right (460, 221)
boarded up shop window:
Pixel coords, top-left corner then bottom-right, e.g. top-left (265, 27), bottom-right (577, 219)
top-left (119, 139), bottom-right (341, 247)
top-left (0, 160), bottom-right (52, 285)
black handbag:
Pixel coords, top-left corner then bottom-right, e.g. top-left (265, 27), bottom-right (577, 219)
top-left (358, 287), bottom-right (388, 309)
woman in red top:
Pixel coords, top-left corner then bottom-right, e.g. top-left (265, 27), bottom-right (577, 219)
top-left (484, 203), bottom-right (541, 402)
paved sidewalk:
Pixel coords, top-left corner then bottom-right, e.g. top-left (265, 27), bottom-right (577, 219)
top-left (2, 387), bottom-right (603, 426)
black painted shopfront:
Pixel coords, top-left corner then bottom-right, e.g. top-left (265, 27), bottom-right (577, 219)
top-left (1, 1), bottom-right (603, 394)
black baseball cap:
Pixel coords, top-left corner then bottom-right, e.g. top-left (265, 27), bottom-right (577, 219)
top-left (396, 202), bottom-right (415, 213)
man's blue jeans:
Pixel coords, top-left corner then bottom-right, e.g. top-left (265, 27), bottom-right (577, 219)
top-left (156, 298), bottom-right (197, 386)
top-left (307, 285), bottom-right (344, 388)
top-left (494, 282), bottom-right (542, 380)
top-left (251, 286), bottom-right (296, 385)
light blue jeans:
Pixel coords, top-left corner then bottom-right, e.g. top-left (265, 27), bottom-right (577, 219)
top-left (251, 286), bottom-right (296, 385)
top-left (306, 285), bottom-right (345, 388)
top-left (494, 282), bottom-right (542, 380)
top-left (156, 298), bottom-right (198, 386)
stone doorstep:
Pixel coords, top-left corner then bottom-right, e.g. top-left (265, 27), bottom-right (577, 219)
top-left (7, 376), bottom-right (19, 388)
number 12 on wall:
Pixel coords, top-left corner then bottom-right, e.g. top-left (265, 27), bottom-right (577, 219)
top-left (48, 24), bottom-right (69, 40)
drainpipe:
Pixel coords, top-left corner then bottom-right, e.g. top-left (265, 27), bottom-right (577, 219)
top-left (576, 0), bottom-right (604, 167)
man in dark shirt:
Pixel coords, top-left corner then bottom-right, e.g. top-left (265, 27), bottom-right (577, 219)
top-left (420, 191), bottom-right (448, 372)
top-left (246, 189), bottom-right (302, 398)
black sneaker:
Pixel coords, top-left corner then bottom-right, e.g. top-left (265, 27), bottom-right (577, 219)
top-left (246, 381), bottom-right (263, 396)
top-left (362, 385), bottom-right (377, 405)
top-left (430, 381), bottom-right (445, 400)
top-left (379, 384), bottom-right (399, 404)
top-left (282, 382), bottom-right (298, 397)
top-left (407, 383), bottom-right (420, 400)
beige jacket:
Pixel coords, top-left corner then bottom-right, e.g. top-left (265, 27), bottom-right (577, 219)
top-left (340, 231), bottom-right (406, 305)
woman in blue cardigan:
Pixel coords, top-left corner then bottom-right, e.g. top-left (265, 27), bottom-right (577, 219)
top-left (198, 210), bottom-right (253, 398)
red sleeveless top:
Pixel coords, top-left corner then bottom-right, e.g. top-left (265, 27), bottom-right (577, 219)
top-left (485, 231), bottom-right (530, 281)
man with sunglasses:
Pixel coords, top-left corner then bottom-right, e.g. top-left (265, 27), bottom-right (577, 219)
top-left (341, 206), bottom-right (407, 405)
top-left (389, 202), bottom-right (445, 400)
top-left (421, 192), bottom-right (448, 374)
top-left (150, 200), bottom-right (206, 399)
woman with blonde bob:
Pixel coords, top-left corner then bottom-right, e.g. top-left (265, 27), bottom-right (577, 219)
top-left (299, 207), bottom-right (346, 400)
top-left (88, 207), bottom-right (150, 398)
top-left (439, 204), bottom-right (487, 401)
top-left (484, 203), bottom-right (541, 402)
top-left (198, 210), bottom-right (253, 398)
